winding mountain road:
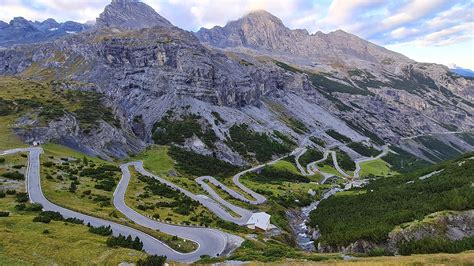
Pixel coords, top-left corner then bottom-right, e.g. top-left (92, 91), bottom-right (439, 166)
top-left (1, 147), bottom-right (230, 263)
top-left (126, 162), bottom-right (253, 225)
top-left (1, 142), bottom-right (390, 262)
top-left (122, 148), bottom-right (303, 225)
top-left (115, 163), bottom-right (236, 261)
top-left (304, 150), bottom-right (348, 179)
top-left (230, 148), bottom-right (301, 205)
top-left (297, 145), bottom-right (390, 180)
top-left (306, 149), bottom-right (333, 180)
top-left (352, 145), bottom-right (390, 178)
top-left (294, 148), bottom-right (315, 176)
top-left (400, 131), bottom-right (471, 140)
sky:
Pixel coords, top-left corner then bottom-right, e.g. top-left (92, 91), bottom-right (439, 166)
top-left (1, 0), bottom-right (473, 69)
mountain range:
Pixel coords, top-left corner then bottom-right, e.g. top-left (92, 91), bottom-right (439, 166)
top-left (0, 17), bottom-right (89, 47)
top-left (0, 0), bottom-right (472, 167)
top-left (450, 65), bottom-right (474, 78)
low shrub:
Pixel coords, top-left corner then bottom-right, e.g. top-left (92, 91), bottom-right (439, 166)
top-left (15, 192), bottom-right (29, 203)
top-left (249, 165), bottom-right (310, 184)
top-left (326, 129), bottom-right (351, 143)
top-left (15, 203), bottom-right (26, 211)
top-left (42, 161), bottom-right (55, 167)
top-left (227, 124), bottom-right (290, 162)
top-left (152, 113), bottom-right (217, 148)
top-left (367, 247), bottom-right (391, 257)
top-left (64, 217), bottom-right (84, 224)
top-left (398, 237), bottom-right (474, 255)
top-left (26, 203), bottom-right (43, 211)
top-left (168, 146), bottom-right (241, 178)
top-left (2, 171), bottom-right (24, 180)
top-left (33, 211), bottom-right (82, 224)
top-left (106, 234), bottom-right (143, 251)
top-left (88, 225), bottom-right (113, 236)
top-left (33, 215), bottom-right (51, 223)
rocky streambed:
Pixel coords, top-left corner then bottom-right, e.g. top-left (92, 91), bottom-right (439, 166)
top-left (289, 187), bottom-right (342, 251)
top-left (289, 180), bottom-right (369, 251)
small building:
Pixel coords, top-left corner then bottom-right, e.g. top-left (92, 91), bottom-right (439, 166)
top-left (246, 212), bottom-right (271, 231)
top-left (32, 141), bottom-right (41, 146)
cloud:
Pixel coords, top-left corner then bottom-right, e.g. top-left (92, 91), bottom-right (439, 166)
top-left (0, 0), bottom-right (46, 22)
top-left (381, 0), bottom-right (448, 29)
top-left (326, 0), bottom-right (384, 24)
top-left (386, 38), bottom-right (474, 69)
top-left (389, 27), bottom-right (420, 39)
top-left (0, 0), bottom-right (108, 22)
top-left (425, 3), bottom-right (471, 28)
top-left (418, 22), bottom-right (474, 46)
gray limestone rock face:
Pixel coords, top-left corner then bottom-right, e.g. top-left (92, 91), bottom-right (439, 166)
top-left (195, 10), bottom-right (411, 72)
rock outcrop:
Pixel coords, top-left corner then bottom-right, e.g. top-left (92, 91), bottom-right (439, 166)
top-left (387, 210), bottom-right (474, 254)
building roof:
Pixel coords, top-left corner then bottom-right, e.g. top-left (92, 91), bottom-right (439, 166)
top-left (246, 212), bottom-right (271, 230)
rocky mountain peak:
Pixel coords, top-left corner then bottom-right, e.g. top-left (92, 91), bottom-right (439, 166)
top-left (34, 18), bottom-right (60, 31)
top-left (96, 0), bottom-right (173, 29)
top-left (241, 10), bottom-right (285, 26)
top-left (10, 17), bottom-right (32, 28)
top-left (196, 10), bottom-right (297, 50)
top-left (196, 11), bottom-right (410, 69)
top-left (41, 18), bottom-right (59, 26)
top-left (0, 17), bottom-right (89, 47)
top-left (112, 0), bottom-right (139, 4)
top-left (0, 21), bottom-right (8, 29)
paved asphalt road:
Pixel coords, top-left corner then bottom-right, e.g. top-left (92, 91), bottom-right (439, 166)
top-left (123, 148), bottom-right (304, 226)
top-left (231, 148), bottom-right (302, 205)
top-left (305, 150), bottom-right (336, 179)
top-left (127, 162), bottom-right (253, 225)
top-left (295, 148), bottom-right (317, 176)
top-left (298, 145), bottom-right (390, 180)
top-left (352, 145), bottom-right (390, 178)
top-left (195, 175), bottom-right (253, 223)
top-left (400, 131), bottom-right (470, 140)
top-left (329, 150), bottom-right (350, 177)
top-left (196, 175), bottom-right (257, 205)
top-left (0, 147), bottom-right (234, 263)
top-left (125, 147), bottom-right (302, 224)
top-left (116, 163), bottom-right (235, 261)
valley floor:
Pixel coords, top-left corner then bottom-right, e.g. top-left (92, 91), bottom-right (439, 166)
top-left (1, 142), bottom-right (472, 264)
